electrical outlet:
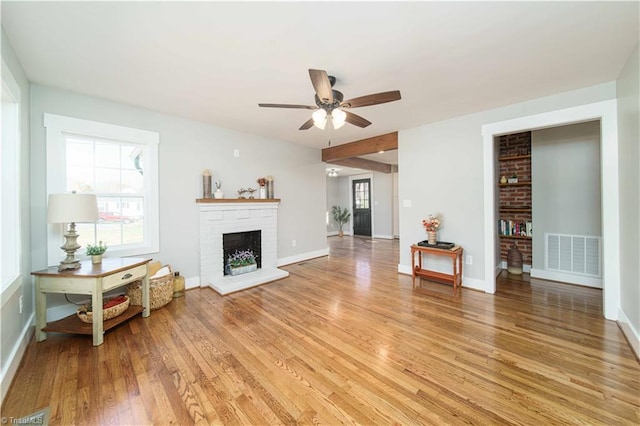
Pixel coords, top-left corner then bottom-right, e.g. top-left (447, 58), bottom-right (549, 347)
top-left (403, 199), bottom-right (412, 207)
top-left (233, 149), bottom-right (240, 158)
top-left (466, 255), bottom-right (473, 265)
top-left (292, 239), bottom-right (297, 247)
top-left (19, 295), bottom-right (23, 314)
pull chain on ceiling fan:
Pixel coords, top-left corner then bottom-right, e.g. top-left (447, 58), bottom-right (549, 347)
top-left (258, 69), bottom-right (401, 130)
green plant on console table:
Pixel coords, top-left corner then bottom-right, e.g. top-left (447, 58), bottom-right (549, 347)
top-left (85, 241), bottom-right (108, 256)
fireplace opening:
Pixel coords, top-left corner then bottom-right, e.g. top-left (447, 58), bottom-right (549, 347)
top-left (222, 230), bottom-right (261, 275)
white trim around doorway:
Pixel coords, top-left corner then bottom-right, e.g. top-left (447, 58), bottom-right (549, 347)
top-left (481, 100), bottom-right (620, 320)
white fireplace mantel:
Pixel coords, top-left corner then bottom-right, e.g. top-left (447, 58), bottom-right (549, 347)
top-left (198, 199), bottom-right (289, 295)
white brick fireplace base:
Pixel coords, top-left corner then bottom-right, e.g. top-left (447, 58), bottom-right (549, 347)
top-left (199, 200), bottom-right (289, 295)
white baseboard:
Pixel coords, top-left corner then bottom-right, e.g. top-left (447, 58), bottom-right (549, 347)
top-left (373, 234), bottom-right (394, 240)
top-left (1, 313), bottom-right (34, 405)
top-left (463, 277), bottom-right (487, 292)
top-left (397, 264), bottom-right (412, 275)
top-left (327, 231), bottom-right (339, 237)
top-left (499, 261), bottom-right (531, 273)
top-left (530, 268), bottom-right (602, 288)
top-left (185, 276), bottom-right (200, 290)
top-left (278, 248), bottom-right (329, 267)
top-left (617, 308), bottom-right (640, 360)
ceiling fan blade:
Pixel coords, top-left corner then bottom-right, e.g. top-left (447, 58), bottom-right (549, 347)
top-left (341, 90), bottom-right (401, 109)
top-left (299, 117), bottom-right (315, 130)
top-left (308, 69), bottom-right (334, 104)
top-left (344, 111), bottom-right (372, 128)
top-left (258, 103), bottom-right (316, 110)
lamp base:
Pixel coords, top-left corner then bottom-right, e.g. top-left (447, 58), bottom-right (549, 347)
top-left (58, 259), bottom-right (82, 272)
top-left (58, 222), bottom-right (82, 272)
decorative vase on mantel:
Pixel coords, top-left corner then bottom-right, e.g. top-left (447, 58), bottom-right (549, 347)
top-left (214, 189), bottom-right (224, 199)
top-left (427, 231), bottom-right (437, 245)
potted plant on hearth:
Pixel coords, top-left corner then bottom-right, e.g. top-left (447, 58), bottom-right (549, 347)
top-left (86, 241), bottom-right (107, 264)
top-left (332, 206), bottom-right (351, 237)
top-left (226, 249), bottom-right (258, 276)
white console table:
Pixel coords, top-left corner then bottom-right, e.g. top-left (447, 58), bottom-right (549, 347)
top-left (32, 257), bottom-right (151, 346)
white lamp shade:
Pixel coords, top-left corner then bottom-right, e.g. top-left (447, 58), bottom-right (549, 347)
top-left (331, 109), bottom-right (347, 129)
top-left (312, 109), bottom-right (327, 130)
top-left (47, 193), bottom-right (99, 224)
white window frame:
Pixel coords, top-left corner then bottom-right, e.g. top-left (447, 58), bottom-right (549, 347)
top-left (0, 59), bottom-right (22, 303)
top-left (44, 114), bottom-right (159, 264)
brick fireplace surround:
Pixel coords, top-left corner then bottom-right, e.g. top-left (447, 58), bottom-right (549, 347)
top-left (198, 200), bottom-right (289, 295)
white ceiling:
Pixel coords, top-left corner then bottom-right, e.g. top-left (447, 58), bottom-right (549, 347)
top-left (2, 1), bottom-right (638, 154)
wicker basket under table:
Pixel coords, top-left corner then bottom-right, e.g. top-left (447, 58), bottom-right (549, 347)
top-left (77, 296), bottom-right (130, 324)
top-left (126, 271), bottom-right (173, 310)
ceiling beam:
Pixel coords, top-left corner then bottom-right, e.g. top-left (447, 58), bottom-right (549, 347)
top-left (321, 132), bottom-right (398, 162)
top-left (327, 157), bottom-right (392, 174)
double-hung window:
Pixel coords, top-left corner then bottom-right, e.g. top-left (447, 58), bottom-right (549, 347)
top-left (44, 114), bottom-right (159, 265)
top-left (1, 60), bottom-right (21, 299)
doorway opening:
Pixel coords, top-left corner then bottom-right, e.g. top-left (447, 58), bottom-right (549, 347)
top-left (352, 178), bottom-right (372, 236)
top-left (482, 100), bottom-right (620, 320)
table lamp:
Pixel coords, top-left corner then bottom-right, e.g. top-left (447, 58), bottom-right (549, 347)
top-left (47, 192), bottom-right (99, 271)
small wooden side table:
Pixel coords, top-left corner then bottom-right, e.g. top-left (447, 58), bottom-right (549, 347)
top-left (411, 245), bottom-right (463, 292)
top-left (32, 257), bottom-right (151, 346)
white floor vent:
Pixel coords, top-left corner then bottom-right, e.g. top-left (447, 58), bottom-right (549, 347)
top-left (545, 233), bottom-right (601, 278)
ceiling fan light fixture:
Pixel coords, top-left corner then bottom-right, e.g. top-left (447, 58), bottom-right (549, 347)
top-left (312, 109), bottom-right (327, 129)
top-left (331, 108), bottom-right (346, 129)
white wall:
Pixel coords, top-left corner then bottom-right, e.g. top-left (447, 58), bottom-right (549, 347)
top-left (326, 175), bottom-right (343, 235)
top-left (29, 84), bottom-right (328, 311)
top-left (1, 27), bottom-right (32, 404)
top-left (531, 121), bottom-right (602, 272)
top-left (372, 172), bottom-right (393, 239)
top-left (392, 171), bottom-right (399, 237)
top-left (616, 43), bottom-right (640, 356)
top-left (398, 82), bottom-right (617, 290)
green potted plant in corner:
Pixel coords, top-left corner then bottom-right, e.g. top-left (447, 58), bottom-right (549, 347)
top-left (86, 241), bottom-right (107, 264)
top-left (332, 206), bottom-right (351, 237)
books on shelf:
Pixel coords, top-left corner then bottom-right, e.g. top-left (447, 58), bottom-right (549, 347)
top-left (498, 219), bottom-right (532, 237)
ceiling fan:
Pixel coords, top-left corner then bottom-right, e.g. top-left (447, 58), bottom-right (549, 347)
top-left (258, 69), bottom-right (401, 130)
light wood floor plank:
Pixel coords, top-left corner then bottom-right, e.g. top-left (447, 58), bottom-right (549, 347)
top-left (2, 237), bottom-right (638, 425)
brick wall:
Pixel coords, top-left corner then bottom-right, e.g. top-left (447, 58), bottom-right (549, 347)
top-left (498, 132), bottom-right (532, 264)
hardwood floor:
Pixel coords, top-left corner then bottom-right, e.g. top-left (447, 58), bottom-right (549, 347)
top-left (3, 236), bottom-right (639, 425)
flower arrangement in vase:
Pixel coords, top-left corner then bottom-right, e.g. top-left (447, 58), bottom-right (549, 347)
top-left (422, 214), bottom-right (442, 244)
top-left (86, 241), bottom-right (107, 264)
top-left (257, 177), bottom-right (267, 199)
top-left (226, 249), bottom-right (258, 276)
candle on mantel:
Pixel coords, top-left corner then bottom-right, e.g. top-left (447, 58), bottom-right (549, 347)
top-left (202, 169), bottom-right (212, 198)
top-left (266, 175), bottom-right (274, 199)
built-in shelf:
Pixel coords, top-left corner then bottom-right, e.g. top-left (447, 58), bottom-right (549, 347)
top-left (196, 198), bottom-right (281, 203)
top-left (499, 182), bottom-right (532, 187)
top-left (499, 208), bottom-right (531, 213)
top-left (499, 235), bottom-right (532, 240)
top-left (498, 154), bottom-right (531, 161)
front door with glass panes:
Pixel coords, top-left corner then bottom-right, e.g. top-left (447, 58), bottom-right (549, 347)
top-left (352, 178), bottom-right (372, 236)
